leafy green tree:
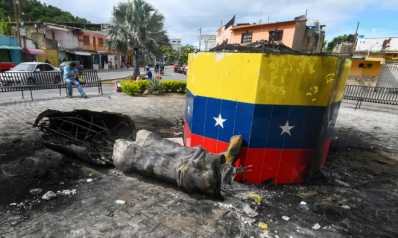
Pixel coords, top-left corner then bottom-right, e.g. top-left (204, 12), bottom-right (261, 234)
top-left (160, 46), bottom-right (177, 63)
top-left (105, 0), bottom-right (169, 76)
top-left (178, 45), bottom-right (198, 65)
top-left (325, 34), bottom-right (355, 52)
top-left (0, 0), bottom-right (90, 24)
top-left (0, 22), bottom-right (13, 36)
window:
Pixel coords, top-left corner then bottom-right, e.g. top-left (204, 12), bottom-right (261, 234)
top-left (269, 30), bottom-right (284, 41)
top-left (366, 64), bottom-right (372, 69)
top-left (35, 65), bottom-right (44, 72)
top-left (98, 38), bottom-right (104, 47)
top-left (359, 63), bottom-right (365, 68)
top-left (83, 35), bottom-right (90, 46)
top-left (44, 64), bottom-right (54, 71)
top-left (241, 33), bottom-right (252, 43)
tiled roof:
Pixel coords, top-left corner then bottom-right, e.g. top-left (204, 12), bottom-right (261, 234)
top-left (231, 19), bottom-right (307, 30)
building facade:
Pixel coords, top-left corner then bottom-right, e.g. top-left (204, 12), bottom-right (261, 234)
top-left (169, 38), bottom-right (181, 51)
top-left (20, 22), bottom-right (114, 69)
top-left (348, 37), bottom-right (398, 86)
top-left (216, 17), bottom-right (324, 53)
top-left (0, 36), bottom-right (22, 65)
top-left (216, 15), bottom-right (235, 46)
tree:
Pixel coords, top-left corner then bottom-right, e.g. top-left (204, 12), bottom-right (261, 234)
top-left (105, 0), bottom-right (169, 76)
top-left (0, 22), bottom-right (13, 36)
top-left (160, 46), bottom-right (177, 63)
top-left (178, 45), bottom-right (198, 65)
top-left (325, 34), bottom-right (355, 52)
top-left (0, 0), bottom-right (90, 23)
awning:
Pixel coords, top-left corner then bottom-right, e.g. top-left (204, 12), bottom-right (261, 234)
top-left (25, 49), bottom-right (45, 55)
top-left (0, 45), bottom-right (22, 50)
top-left (46, 25), bottom-right (72, 32)
top-left (70, 51), bottom-right (92, 56)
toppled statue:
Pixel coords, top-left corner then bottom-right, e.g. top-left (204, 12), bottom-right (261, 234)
top-left (33, 110), bottom-right (244, 198)
top-left (113, 130), bottom-right (243, 197)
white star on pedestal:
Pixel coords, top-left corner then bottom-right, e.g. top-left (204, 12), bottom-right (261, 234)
top-left (280, 121), bottom-right (295, 136)
top-left (213, 113), bottom-right (227, 128)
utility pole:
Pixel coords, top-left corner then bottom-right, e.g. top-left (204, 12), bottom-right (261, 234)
top-left (198, 27), bottom-right (202, 51)
top-left (13, 0), bottom-right (22, 55)
top-left (350, 22), bottom-right (360, 57)
top-left (17, 0), bottom-right (26, 61)
top-left (136, 0), bottom-right (140, 76)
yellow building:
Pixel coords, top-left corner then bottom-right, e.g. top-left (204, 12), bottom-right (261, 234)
top-left (38, 50), bottom-right (59, 66)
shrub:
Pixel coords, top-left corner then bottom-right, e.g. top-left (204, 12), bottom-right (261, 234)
top-left (162, 80), bottom-right (174, 92)
top-left (120, 80), bottom-right (186, 96)
top-left (136, 80), bottom-right (150, 92)
top-left (121, 81), bottom-right (140, 96)
top-left (164, 80), bottom-right (187, 93)
top-left (146, 78), bottom-right (163, 95)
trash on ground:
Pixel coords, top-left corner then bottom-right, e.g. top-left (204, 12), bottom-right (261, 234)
top-left (57, 189), bottom-right (77, 196)
top-left (108, 169), bottom-right (124, 176)
top-left (171, 126), bottom-right (179, 129)
top-left (29, 188), bottom-right (43, 195)
top-left (42, 191), bottom-right (57, 200)
top-left (300, 201), bottom-right (310, 211)
top-left (245, 193), bottom-right (261, 204)
top-left (282, 216), bottom-right (290, 221)
top-left (243, 203), bottom-right (258, 217)
top-left (86, 179), bottom-right (93, 182)
top-left (115, 200), bottom-right (126, 204)
top-left (341, 205), bottom-right (350, 209)
top-left (312, 223), bottom-right (321, 230)
top-left (258, 222), bottom-right (268, 229)
top-left (173, 132), bottom-right (182, 136)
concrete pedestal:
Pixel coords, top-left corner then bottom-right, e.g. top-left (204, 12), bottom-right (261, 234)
top-left (184, 52), bottom-right (351, 184)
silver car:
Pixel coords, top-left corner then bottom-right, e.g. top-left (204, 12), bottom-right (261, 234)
top-left (1, 62), bottom-right (62, 86)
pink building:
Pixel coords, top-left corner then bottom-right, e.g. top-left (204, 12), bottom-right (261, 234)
top-left (78, 32), bottom-right (107, 52)
top-left (216, 16), bottom-right (235, 46)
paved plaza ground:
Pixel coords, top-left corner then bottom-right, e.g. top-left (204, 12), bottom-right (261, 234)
top-left (0, 91), bottom-right (397, 238)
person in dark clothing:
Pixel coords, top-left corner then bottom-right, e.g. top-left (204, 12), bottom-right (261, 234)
top-left (45, 59), bottom-right (50, 64)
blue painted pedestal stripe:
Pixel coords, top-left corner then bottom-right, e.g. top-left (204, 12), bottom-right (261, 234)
top-left (185, 89), bottom-right (330, 150)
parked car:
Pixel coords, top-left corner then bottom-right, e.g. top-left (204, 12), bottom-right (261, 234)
top-left (58, 61), bottom-right (84, 72)
top-left (184, 66), bottom-right (188, 75)
top-left (178, 65), bottom-right (187, 73)
top-left (173, 63), bottom-right (179, 72)
top-left (0, 62), bottom-right (17, 73)
top-left (1, 62), bottom-right (61, 86)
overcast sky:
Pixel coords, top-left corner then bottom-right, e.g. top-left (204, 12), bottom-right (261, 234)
top-left (40, 0), bottom-right (398, 47)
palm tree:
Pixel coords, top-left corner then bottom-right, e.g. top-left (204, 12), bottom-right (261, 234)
top-left (105, 0), bottom-right (169, 76)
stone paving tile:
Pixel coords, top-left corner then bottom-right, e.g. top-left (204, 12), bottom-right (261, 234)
top-left (0, 93), bottom-right (185, 142)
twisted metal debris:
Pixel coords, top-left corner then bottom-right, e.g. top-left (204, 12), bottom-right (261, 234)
top-left (33, 109), bottom-right (136, 165)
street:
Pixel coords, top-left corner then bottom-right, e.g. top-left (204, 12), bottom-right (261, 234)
top-left (98, 67), bottom-right (187, 81)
